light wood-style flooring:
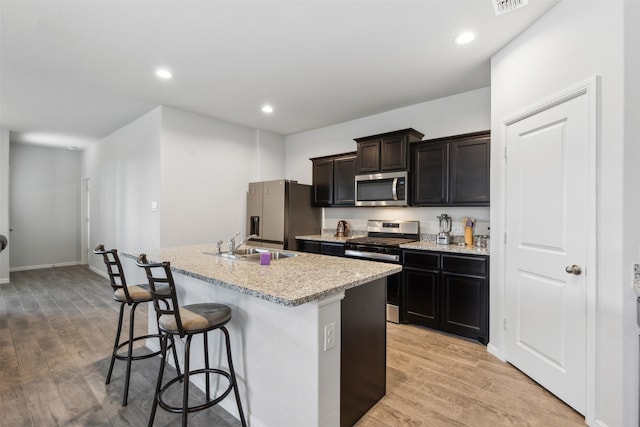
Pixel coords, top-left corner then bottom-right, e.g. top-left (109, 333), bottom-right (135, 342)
top-left (0, 266), bottom-right (584, 426)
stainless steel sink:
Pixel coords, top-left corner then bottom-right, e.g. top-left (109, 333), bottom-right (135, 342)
top-left (242, 251), bottom-right (298, 261)
top-left (207, 248), bottom-right (298, 261)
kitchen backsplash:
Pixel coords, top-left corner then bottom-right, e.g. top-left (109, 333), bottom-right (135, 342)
top-left (321, 206), bottom-right (490, 243)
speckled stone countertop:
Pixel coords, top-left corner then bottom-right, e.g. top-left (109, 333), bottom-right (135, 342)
top-left (296, 234), bottom-right (490, 256)
top-left (296, 234), bottom-right (350, 243)
top-left (400, 241), bottom-right (490, 256)
top-left (122, 244), bottom-right (401, 307)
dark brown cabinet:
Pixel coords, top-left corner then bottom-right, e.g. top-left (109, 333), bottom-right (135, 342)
top-left (296, 239), bottom-right (346, 257)
top-left (355, 128), bottom-right (424, 174)
top-left (402, 249), bottom-right (489, 344)
top-left (412, 131), bottom-right (490, 206)
top-left (311, 152), bottom-right (356, 207)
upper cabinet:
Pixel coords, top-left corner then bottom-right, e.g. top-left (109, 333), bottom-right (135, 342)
top-left (412, 131), bottom-right (490, 207)
top-left (355, 128), bottom-right (424, 174)
top-left (311, 152), bottom-right (357, 207)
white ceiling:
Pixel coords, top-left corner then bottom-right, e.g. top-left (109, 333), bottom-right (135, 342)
top-left (0, 0), bottom-right (560, 149)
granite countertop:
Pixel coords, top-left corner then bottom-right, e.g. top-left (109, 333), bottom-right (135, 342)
top-left (296, 234), bottom-right (490, 256)
top-left (296, 234), bottom-right (351, 243)
top-left (122, 244), bottom-right (401, 307)
top-left (400, 241), bottom-right (490, 256)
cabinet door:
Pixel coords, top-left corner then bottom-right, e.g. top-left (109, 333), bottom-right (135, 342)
top-left (441, 272), bottom-right (488, 344)
top-left (356, 140), bottom-right (380, 173)
top-left (333, 155), bottom-right (356, 206)
top-left (403, 268), bottom-right (440, 327)
top-left (312, 158), bottom-right (333, 206)
top-left (449, 137), bottom-right (490, 205)
top-left (412, 142), bottom-right (448, 206)
top-left (380, 135), bottom-right (407, 171)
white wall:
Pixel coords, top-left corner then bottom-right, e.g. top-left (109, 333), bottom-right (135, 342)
top-left (623, 1), bottom-right (640, 424)
top-left (0, 128), bottom-right (9, 282)
top-left (491, 2), bottom-right (633, 426)
top-left (159, 106), bottom-right (285, 247)
top-left (284, 88), bottom-right (491, 233)
top-left (285, 87), bottom-right (490, 184)
top-left (9, 143), bottom-right (81, 269)
top-left (82, 107), bottom-right (162, 274)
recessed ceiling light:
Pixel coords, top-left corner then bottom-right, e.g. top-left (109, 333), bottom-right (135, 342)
top-left (155, 68), bottom-right (173, 79)
top-left (261, 104), bottom-right (274, 114)
top-left (455, 32), bottom-right (475, 45)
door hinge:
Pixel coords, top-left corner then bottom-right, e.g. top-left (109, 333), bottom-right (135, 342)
top-left (503, 318), bottom-right (507, 330)
top-left (504, 146), bottom-right (507, 161)
top-left (504, 232), bottom-right (507, 244)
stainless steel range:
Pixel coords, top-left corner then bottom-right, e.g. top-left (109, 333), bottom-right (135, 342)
top-left (345, 220), bottom-right (420, 323)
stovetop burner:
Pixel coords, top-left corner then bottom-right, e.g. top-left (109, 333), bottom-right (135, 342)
top-left (346, 236), bottom-right (418, 247)
top-left (344, 220), bottom-right (420, 263)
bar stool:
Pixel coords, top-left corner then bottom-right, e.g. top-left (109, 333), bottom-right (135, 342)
top-left (93, 245), bottom-right (181, 406)
top-left (136, 253), bottom-right (247, 427)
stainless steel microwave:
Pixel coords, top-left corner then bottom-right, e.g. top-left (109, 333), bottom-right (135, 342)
top-left (355, 171), bottom-right (409, 207)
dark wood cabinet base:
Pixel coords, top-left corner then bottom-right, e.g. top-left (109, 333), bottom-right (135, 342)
top-left (403, 250), bottom-right (489, 344)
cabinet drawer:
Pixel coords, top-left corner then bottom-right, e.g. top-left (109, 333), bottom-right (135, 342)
top-left (442, 254), bottom-right (487, 276)
top-left (297, 240), bottom-right (321, 254)
top-left (321, 242), bottom-right (345, 257)
top-left (403, 250), bottom-right (440, 270)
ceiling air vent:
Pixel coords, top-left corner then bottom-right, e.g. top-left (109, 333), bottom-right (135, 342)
top-left (492, 0), bottom-right (528, 16)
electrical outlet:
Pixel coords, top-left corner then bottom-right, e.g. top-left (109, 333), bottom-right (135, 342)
top-left (323, 322), bottom-right (336, 351)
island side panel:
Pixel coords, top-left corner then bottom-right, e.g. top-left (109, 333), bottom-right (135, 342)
top-left (340, 277), bottom-right (387, 427)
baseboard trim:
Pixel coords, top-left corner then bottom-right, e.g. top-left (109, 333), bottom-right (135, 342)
top-left (9, 261), bottom-right (82, 272)
top-left (89, 265), bottom-right (109, 279)
top-left (0, 278), bottom-right (9, 284)
top-left (487, 343), bottom-right (504, 361)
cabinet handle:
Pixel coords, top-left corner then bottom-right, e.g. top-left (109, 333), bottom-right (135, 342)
top-left (392, 178), bottom-right (398, 200)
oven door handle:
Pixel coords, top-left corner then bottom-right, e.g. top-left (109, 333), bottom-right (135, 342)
top-left (392, 177), bottom-right (398, 201)
top-left (345, 249), bottom-right (399, 263)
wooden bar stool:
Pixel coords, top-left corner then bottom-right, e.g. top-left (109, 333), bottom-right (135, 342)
top-left (136, 253), bottom-right (247, 427)
top-left (93, 245), bottom-right (181, 406)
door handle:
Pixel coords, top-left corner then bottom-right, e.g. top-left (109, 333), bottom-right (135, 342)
top-left (565, 264), bottom-right (582, 275)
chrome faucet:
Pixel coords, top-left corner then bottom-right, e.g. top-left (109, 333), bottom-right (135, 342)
top-left (228, 232), bottom-right (241, 254)
top-left (229, 233), bottom-right (258, 254)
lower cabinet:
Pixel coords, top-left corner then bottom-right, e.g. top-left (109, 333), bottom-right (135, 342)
top-left (296, 239), bottom-right (345, 257)
top-left (402, 250), bottom-right (489, 344)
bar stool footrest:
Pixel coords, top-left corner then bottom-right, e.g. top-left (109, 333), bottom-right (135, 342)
top-left (157, 369), bottom-right (234, 414)
top-left (113, 333), bottom-right (166, 361)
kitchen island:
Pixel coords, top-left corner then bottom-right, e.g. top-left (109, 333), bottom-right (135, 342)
top-left (121, 244), bottom-right (400, 427)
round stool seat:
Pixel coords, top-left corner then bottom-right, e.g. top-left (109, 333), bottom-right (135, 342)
top-left (159, 303), bottom-right (232, 334)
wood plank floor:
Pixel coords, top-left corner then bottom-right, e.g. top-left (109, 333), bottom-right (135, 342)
top-left (0, 266), bottom-right (584, 426)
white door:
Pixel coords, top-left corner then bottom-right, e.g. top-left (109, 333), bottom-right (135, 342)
top-left (81, 178), bottom-right (90, 264)
top-left (505, 90), bottom-right (590, 414)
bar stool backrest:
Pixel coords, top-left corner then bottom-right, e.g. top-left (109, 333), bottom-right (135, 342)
top-left (93, 244), bottom-right (134, 302)
top-left (136, 253), bottom-right (186, 337)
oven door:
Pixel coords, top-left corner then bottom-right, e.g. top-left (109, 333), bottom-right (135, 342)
top-left (385, 271), bottom-right (401, 323)
top-left (344, 246), bottom-right (402, 323)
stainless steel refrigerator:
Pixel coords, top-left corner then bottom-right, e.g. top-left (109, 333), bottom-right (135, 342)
top-left (246, 180), bottom-right (321, 250)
